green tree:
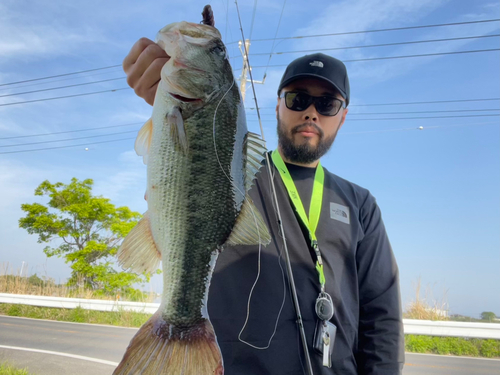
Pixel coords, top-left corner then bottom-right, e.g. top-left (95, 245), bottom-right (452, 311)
top-left (481, 312), bottom-right (497, 322)
top-left (19, 178), bottom-right (146, 296)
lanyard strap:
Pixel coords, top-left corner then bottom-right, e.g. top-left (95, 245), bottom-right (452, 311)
top-left (271, 150), bottom-right (326, 290)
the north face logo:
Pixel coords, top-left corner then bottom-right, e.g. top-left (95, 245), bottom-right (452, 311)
top-left (330, 202), bottom-right (350, 224)
top-left (309, 61), bottom-right (324, 68)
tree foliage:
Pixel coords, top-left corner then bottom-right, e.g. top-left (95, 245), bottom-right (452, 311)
top-left (19, 178), bottom-right (147, 296)
top-left (481, 311), bottom-right (497, 321)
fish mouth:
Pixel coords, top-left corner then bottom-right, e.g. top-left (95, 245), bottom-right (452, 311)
top-left (168, 92), bottom-right (202, 103)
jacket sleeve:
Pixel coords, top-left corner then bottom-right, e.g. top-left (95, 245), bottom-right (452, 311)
top-left (355, 193), bottom-right (405, 375)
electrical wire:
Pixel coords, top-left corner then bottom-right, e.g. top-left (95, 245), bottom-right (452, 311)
top-left (244, 34), bottom-right (500, 57)
top-left (0, 122), bottom-right (143, 140)
top-left (225, 18), bottom-right (500, 45)
top-left (246, 109), bottom-right (500, 116)
top-left (0, 65), bottom-right (122, 87)
top-left (233, 48), bottom-right (500, 69)
top-left (0, 130), bottom-right (139, 148)
top-left (0, 137), bottom-right (136, 155)
top-left (247, 98), bottom-right (500, 110)
top-left (0, 87), bottom-right (130, 107)
top-left (248, 0), bottom-right (258, 40)
top-left (0, 77), bottom-right (126, 98)
top-left (261, 0), bottom-right (287, 78)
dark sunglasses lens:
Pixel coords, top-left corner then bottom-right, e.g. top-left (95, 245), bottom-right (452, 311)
top-left (285, 92), bottom-right (312, 111)
top-left (316, 97), bottom-right (341, 116)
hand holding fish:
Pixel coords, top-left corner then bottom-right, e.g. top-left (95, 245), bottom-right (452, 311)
top-left (123, 37), bottom-right (169, 106)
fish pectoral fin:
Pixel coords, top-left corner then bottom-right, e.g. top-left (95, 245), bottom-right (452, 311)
top-left (244, 132), bottom-right (267, 191)
top-left (167, 106), bottom-right (189, 153)
top-left (226, 194), bottom-right (271, 246)
top-left (117, 211), bottom-right (161, 274)
top-left (135, 118), bottom-right (153, 165)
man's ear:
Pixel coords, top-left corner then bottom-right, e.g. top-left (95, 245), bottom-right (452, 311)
top-left (339, 107), bottom-right (348, 130)
top-left (276, 97), bottom-right (280, 119)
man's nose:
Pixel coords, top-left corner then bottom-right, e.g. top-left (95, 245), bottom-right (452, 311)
top-left (302, 103), bottom-right (319, 122)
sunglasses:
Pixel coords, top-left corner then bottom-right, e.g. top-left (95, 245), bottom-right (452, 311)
top-left (280, 91), bottom-right (346, 116)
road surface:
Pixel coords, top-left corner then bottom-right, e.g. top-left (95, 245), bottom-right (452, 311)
top-left (0, 315), bottom-right (499, 375)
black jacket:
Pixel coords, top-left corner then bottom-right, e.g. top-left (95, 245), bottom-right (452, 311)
top-left (208, 159), bottom-right (405, 375)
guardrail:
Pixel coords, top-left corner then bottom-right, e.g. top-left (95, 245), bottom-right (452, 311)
top-left (1, 293), bottom-right (499, 339)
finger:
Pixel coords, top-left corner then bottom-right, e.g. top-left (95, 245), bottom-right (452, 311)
top-left (135, 57), bottom-right (169, 106)
top-left (126, 44), bottom-right (168, 92)
top-left (123, 37), bottom-right (156, 73)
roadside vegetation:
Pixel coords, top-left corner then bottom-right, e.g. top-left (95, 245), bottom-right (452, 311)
top-left (0, 362), bottom-right (31, 375)
top-left (0, 303), bottom-right (150, 328)
top-left (0, 263), bottom-right (156, 303)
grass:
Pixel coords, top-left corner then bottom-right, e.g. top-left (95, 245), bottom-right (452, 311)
top-left (0, 303), bottom-right (150, 328)
top-left (0, 362), bottom-right (32, 375)
top-left (405, 335), bottom-right (500, 358)
top-left (404, 277), bottom-right (449, 320)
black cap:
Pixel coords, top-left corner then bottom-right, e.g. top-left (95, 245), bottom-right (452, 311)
top-left (277, 53), bottom-right (350, 106)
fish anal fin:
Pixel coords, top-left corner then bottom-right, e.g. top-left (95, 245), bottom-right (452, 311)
top-left (117, 212), bottom-right (161, 275)
top-left (135, 118), bottom-right (153, 165)
top-left (226, 195), bottom-right (271, 246)
top-left (113, 312), bottom-right (223, 375)
top-left (244, 132), bottom-right (267, 191)
top-left (166, 106), bottom-right (189, 153)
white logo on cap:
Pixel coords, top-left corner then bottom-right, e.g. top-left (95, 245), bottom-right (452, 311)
top-left (310, 61), bottom-right (324, 68)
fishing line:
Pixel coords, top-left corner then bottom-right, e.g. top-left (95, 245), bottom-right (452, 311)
top-left (234, 1), bottom-right (314, 374)
top-left (211, 74), bottom-right (286, 350)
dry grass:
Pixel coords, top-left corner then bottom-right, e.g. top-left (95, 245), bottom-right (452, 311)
top-left (0, 262), bottom-right (156, 302)
top-left (404, 277), bottom-right (449, 320)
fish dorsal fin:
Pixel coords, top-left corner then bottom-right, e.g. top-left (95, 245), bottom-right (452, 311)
top-left (135, 118), bottom-right (153, 165)
top-left (117, 211), bottom-right (161, 274)
top-left (166, 106), bottom-right (189, 153)
top-left (244, 132), bottom-right (267, 191)
top-left (226, 195), bottom-right (271, 246)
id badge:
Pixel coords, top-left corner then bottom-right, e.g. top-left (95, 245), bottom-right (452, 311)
top-left (313, 319), bottom-right (336, 368)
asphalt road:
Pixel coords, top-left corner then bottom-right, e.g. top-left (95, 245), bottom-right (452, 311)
top-left (0, 315), bottom-right (499, 375)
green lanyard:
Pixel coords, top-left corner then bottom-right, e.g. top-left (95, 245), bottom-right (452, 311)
top-left (271, 150), bottom-right (326, 290)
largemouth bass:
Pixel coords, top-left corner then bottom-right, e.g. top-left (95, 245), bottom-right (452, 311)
top-left (113, 19), bottom-right (271, 375)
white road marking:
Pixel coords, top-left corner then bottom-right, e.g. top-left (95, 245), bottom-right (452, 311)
top-left (0, 345), bottom-right (119, 366)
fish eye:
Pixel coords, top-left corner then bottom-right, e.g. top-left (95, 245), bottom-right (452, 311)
top-left (211, 43), bottom-right (226, 56)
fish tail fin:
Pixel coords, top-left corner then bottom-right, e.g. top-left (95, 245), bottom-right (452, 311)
top-left (113, 311), bottom-right (223, 375)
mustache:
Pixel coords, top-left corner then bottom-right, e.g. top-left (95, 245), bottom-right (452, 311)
top-left (292, 123), bottom-right (324, 137)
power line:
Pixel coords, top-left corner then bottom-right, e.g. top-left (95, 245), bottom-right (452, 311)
top-left (0, 122), bottom-right (143, 140)
top-left (235, 48), bottom-right (500, 69)
top-left (350, 98), bottom-right (500, 107)
top-left (248, 0), bottom-right (258, 40)
top-left (247, 98), bottom-right (499, 110)
top-left (0, 65), bottom-right (122, 87)
top-left (0, 87), bottom-right (130, 107)
top-left (0, 137), bottom-right (136, 155)
top-left (226, 18), bottom-right (500, 45)
top-left (242, 34), bottom-right (500, 57)
top-left (342, 121), bottom-right (499, 135)
top-left (347, 114), bottom-right (500, 120)
top-left (0, 130), bottom-right (139, 148)
top-left (246, 108), bottom-right (500, 115)
top-left (0, 77), bottom-right (126, 98)
top-left (246, 114), bottom-right (500, 122)
top-left (0, 70), bottom-right (126, 92)
top-left (261, 0), bottom-right (287, 78)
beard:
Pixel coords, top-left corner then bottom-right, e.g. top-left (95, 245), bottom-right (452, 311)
top-left (277, 115), bottom-right (339, 164)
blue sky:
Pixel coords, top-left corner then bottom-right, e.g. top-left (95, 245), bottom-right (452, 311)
top-left (0, 0), bottom-right (498, 318)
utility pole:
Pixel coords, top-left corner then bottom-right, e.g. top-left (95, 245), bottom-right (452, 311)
top-left (238, 39), bottom-right (266, 102)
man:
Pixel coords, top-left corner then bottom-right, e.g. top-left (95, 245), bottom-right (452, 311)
top-left (123, 38), bottom-right (405, 375)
